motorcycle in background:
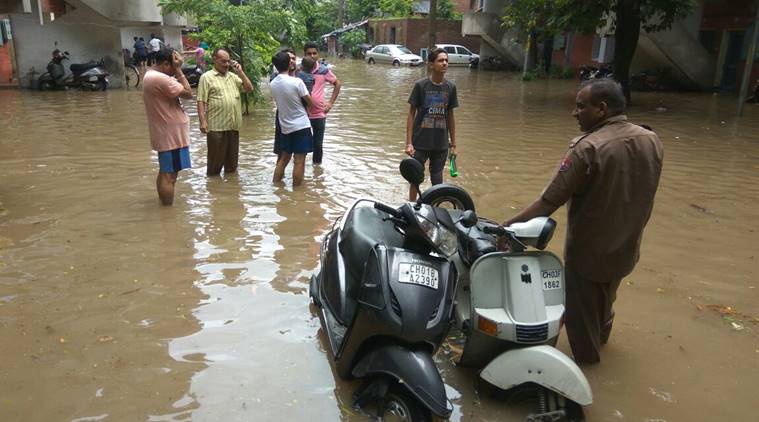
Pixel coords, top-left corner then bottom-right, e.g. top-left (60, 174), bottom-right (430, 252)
top-left (579, 63), bottom-right (613, 82)
top-left (38, 50), bottom-right (110, 91)
top-left (181, 64), bottom-right (203, 87)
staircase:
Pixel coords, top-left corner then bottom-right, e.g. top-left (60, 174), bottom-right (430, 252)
top-left (462, 10), bottom-right (524, 67)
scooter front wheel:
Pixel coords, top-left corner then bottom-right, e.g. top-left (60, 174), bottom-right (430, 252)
top-left (527, 387), bottom-right (585, 422)
top-left (381, 384), bottom-right (432, 422)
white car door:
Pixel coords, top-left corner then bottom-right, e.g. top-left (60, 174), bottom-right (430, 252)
top-left (442, 46), bottom-right (461, 64)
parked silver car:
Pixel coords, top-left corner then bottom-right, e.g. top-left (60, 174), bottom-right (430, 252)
top-left (365, 44), bottom-right (423, 66)
top-left (435, 44), bottom-right (480, 66)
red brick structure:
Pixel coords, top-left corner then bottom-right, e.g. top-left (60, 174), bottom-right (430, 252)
top-left (368, 18), bottom-right (480, 55)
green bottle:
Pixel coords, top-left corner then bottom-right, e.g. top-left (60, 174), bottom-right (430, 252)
top-left (449, 152), bottom-right (459, 178)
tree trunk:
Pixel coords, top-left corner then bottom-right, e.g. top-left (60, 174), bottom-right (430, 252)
top-left (429, 0), bottom-right (438, 52)
top-left (613, 0), bottom-right (641, 104)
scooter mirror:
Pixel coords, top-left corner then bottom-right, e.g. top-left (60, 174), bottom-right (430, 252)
top-left (399, 157), bottom-right (424, 187)
top-left (457, 210), bottom-right (478, 228)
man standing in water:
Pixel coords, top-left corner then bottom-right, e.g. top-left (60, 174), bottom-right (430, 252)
top-left (406, 47), bottom-right (458, 201)
top-left (142, 47), bottom-right (193, 205)
top-left (303, 41), bottom-right (342, 165)
top-left (501, 79), bottom-right (663, 363)
top-left (197, 48), bottom-right (254, 176)
top-left (270, 51), bottom-right (313, 187)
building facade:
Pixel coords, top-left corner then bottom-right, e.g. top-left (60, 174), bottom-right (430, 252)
top-left (0, 0), bottom-right (187, 89)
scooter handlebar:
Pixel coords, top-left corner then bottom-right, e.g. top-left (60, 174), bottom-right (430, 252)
top-left (373, 202), bottom-right (401, 218)
top-left (483, 225), bottom-right (507, 237)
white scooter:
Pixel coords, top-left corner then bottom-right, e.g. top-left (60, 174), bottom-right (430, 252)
top-left (406, 159), bottom-right (592, 421)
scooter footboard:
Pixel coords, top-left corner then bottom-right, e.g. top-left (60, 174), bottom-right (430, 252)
top-left (351, 344), bottom-right (453, 418)
top-left (480, 345), bottom-right (592, 406)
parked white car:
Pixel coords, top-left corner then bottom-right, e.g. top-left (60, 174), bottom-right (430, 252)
top-left (365, 44), bottom-right (423, 66)
top-left (435, 44), bottom-right (479, 66)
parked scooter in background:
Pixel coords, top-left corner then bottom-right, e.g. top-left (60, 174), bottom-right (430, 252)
top-left (579, 63), bottom-right (613, 82)
top-left (38, 49), bottom-right (110, 91)
top-left (413, 161), bottom-right (591, 421)
top-left (181, 64), bottom-right (203, 87)
top-left (309, 160), bottom-right (458, 421)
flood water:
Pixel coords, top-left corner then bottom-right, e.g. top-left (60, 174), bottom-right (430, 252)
top-left (1, 60), bottom-right (758, 422)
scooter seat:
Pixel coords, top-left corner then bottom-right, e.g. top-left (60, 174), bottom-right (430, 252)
top-left (70, 61), bottom-right (99, 73)
top-left (339, 206), bottom-right (405, 283)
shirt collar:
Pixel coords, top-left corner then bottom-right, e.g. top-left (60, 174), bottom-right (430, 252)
top-left (587, 114), bottom-right (627, 133)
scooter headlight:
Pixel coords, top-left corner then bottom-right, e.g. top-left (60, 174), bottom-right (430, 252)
top-left (415, 213), bottom-right (458, 257)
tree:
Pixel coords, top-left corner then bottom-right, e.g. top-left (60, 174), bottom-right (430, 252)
top-left (159, 0), bottom-right (309, 105)
top-left (503, 0), bottom-right (693, 102)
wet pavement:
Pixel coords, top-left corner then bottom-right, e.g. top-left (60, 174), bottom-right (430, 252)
top-left (1, 60), bottom-right (758, 421)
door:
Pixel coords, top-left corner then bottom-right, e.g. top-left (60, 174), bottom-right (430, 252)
top-left (443, 46), bottom-right (459, 64)
top-left (721, 30), bottom-right (745, 92)
top-left (456, 46), bottom-right (473, 65)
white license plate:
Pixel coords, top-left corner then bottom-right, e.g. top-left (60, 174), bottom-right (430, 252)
top-left (398, 263), bottom-right (439, 289)
top-left (541, 269), bottom-right (562, 290)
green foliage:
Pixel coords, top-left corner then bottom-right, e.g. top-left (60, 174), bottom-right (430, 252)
top-left (340, 28), bottom-right (367, 57)
top-left (502, 0), bottom-right (693, 38)
top-left (437, 0), bottom-right (461, 20)
top-left (159, 0), bottom-right (310, 103)
top-left (378, 0), bottom-right (413, 17)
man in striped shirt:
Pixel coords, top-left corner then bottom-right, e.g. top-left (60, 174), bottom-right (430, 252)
top-left (197, 48), bottom-right (254, 176)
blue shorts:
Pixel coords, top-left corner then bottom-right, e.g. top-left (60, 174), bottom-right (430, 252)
top-left (280, 127), bottom-right (313, 154)
top-left (158, 146), bottom-right (191, 173)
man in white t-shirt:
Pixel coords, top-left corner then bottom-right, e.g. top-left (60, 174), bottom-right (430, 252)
top-left (270, 50), bottom-right (313, 186)
top-left (148, 33), bottom-right (162, 65)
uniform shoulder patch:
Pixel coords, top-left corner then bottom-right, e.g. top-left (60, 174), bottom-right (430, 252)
top-left (559, 154), bottom-right (572, 172)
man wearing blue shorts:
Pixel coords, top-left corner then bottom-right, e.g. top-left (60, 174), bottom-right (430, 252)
top-left (142, 47), bottom-right (193, 205)
top-left (270, 51), bottom-right (313, 187)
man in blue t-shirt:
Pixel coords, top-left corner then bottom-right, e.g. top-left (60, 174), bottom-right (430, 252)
top-left (405, 47), bottom-right (459, 201)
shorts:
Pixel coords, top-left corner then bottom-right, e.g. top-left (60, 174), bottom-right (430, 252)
top-left (158, 146), bottom-right (191, 173)
top-left (413, 149), bottom-right (448, 185)
top-left (280, 127), bottom-right (313, 154)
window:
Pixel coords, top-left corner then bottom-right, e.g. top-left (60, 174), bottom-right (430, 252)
top-left (456, 47), bottom-right (471, 55)
top-left (444, 46), bottom-right (456, 54)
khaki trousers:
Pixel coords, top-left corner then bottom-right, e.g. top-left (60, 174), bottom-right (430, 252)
top-left (207, 130), bottom-right (239, 176)
top-left (564, 264), bottom-right (622, 363)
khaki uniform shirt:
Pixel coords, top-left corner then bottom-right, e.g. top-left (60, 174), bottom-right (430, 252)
top-left (542, 115), bottom-right (663, 282)
top-left (197, 69), bottom-right (243, 131)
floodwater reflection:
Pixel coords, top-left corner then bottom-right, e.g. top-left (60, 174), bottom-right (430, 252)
top-left (1, 60), bottom-right (758, 421)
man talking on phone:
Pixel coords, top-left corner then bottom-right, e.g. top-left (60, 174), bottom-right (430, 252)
top-left (197, 48), bottom-right (254, 176)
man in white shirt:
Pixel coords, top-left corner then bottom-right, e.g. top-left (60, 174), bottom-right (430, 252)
top-left (270, 51), bottom-right (313, 186)
top-left (148, 33), bottom-right (162, 65)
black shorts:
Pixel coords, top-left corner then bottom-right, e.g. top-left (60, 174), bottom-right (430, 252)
top-left (413, 149), bottom-right (447, 185)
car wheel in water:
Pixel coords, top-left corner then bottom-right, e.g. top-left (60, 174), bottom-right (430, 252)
top-left (98, 80), bottom-right (108, 91)
top-left (380, 385), bottom-right (431, 422)
top-left (419, 184), bottom-right (475, 211)
top-left (392, 60), bottom-right (400, 67)
top-left (368, 58), bottom-right (375, 64)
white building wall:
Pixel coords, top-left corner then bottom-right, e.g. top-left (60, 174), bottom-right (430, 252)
top-left (10, 5), bottom-right (125, 88)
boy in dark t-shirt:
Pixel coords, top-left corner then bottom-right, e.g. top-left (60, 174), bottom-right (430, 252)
top-left (406, 47), bottom-right (458, 201)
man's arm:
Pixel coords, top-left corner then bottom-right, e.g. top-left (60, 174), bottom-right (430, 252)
top-left (172, 51), bottom-right (193, 99)
top-left (232, 61), bottom-right (254, 93)
top-left (447, 109), bottom-right (456, 152)
top-left (197, 101), bottom-right (208, 134)
top-left (504, 197), bottom-right (560, 227)
top-left (302, 94), bottom-right (313, 109)
top-left (324, 78), bottom-right (342, 113)
top-left (405, 106), bottom-right (416, 156)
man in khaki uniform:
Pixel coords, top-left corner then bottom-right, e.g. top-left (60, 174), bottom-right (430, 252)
top-left (502, 79), bottom-right (663, 363)
top-left (197, 48), bottom-right (254, 176)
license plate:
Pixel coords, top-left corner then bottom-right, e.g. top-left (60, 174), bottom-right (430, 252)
top-left (398, 263), bottom-right (439, 289)
top-left (541, 269), bottom-right (562, 290)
